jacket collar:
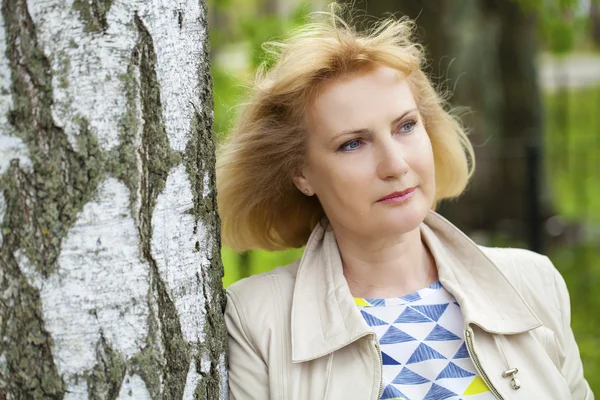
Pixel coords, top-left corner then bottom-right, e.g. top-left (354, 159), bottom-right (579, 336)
top-left (290, 210), bottom-right (542, 363)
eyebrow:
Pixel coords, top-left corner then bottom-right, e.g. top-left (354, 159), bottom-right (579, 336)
top-left (329, 108), bottom-right (418, 143)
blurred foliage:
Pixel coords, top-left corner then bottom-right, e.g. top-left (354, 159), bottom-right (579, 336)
top-left (515, 0), bottom-right (586, 53)
top-left (209, 0), bottom-right (600, 392)
top-left (545, 85), bottom-right (600, 224)
top-left (241, 4), bottom-right (311, 70)
top-left (209, 0), bottom-right (312, 138)
top-left (541, 85), bottom-right (599, 391)
top-left (222, 246), bottom-right (305, 287)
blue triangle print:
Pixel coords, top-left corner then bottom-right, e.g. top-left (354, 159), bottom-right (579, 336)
top-left (381, 384), bottom-right (409, 400)
top-left (360, 310), bottom-right (388, 326)
top-left (394, 307), bottom-right (431, 323)
top-left (424, 325), bottom-right (461, 341)
top-left (380, 326), bottom-right (417, 344)
top-left (411, 304), bottom-right (448, 322)
top-left (366, 298), bottom-right (386, 306)
top-left (453, 343), bottom-right (470, 359)
top-left (406, 343), bottom-right (446, 364)
top-left (382, 352), bottom-right (401, 365)
top-left (392, 367), bottom-right (429, 385)
top-left (436, 362), bottom-right (476, 379)
top-left (429, 281), bottom-right (442, 289)
top-left (400, 292), bottom-right (421, 302)
top-left (423, 383), bottom-right (457, 400)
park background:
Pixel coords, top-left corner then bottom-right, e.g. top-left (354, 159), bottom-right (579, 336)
top-left (208, 0), bottom-right (600, 393)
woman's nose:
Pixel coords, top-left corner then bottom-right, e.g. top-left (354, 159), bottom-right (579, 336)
top-left (375, 139), bottom-right (409, 180)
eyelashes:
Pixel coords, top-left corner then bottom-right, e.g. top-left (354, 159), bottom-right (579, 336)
top-left (338, 119), bottom-right (418, 152)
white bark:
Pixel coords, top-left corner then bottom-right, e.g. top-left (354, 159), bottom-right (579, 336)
top-left (151, 164), bottom-right (209, 344)
top-left (17, 178), bottom-right (151, 382)
top-left (0, 0), bottom-right (226, 398)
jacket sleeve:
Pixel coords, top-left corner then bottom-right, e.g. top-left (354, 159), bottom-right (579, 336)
top-left (224, 289), bottom-right (270, 400)
top-left (547, 256), bottom-right (595, 399)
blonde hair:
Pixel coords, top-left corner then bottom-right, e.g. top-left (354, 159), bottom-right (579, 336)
top-left (216, 4), bottom-right (475, 252)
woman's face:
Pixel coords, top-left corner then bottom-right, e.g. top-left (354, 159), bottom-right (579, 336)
top-left (294, 65), bottom-right (436, 238)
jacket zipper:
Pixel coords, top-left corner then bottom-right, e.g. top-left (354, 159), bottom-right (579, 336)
top-left (464, 327), bottom-right (503, 400)
top-left (373, 339), bottom-right (383, 399)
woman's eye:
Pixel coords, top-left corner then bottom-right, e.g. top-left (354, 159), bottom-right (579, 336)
top-left (339, 139), bottom-right (361, 152)
top-left (397, 120), bottom-right (417, 133)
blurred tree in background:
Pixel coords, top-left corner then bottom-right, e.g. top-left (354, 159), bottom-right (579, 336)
top-left (208, 0), bottom-right (599, 391)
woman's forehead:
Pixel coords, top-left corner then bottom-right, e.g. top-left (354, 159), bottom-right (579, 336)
top-left (307, 66), bottom-right (416, 133)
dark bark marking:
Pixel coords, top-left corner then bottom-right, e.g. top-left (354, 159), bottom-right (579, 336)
top-left (85, 328), bottom-right (127, 400)
top-left (72, 0), bottom-right (114, 33)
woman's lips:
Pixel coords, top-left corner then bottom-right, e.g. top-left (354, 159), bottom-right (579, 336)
top-left (377, 187), bottom-right (417, 204)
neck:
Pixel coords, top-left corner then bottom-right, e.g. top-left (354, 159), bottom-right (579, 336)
top-left (334, 224), bottom-right (438, 299)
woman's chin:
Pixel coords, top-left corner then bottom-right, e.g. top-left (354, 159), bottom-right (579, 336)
top-left (375, 204), bottom-right (429, 234)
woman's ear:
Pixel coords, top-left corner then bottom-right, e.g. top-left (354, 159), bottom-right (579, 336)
top-left (292, 167), bottom-right (313, 196)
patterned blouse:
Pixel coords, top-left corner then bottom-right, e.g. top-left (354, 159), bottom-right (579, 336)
top-left (355, 281), bottom-right (495, 400)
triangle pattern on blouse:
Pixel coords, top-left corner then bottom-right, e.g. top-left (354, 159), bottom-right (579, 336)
top-left (360, 310), bottom-right (388, 326)
top-left (436, 362), bottom-right (476, 380)
top-left (411, 304), bottom-right (448, 322)
top-left (424, 324), bottom-right (461, 341)
top-left (394, 307), bottom-right (431, 323)
top-left (367, 298), bottom-right (386, 307)
top-left (400, 292), bottom-right (421, 302)
top-left (392, 367), bottom-right (429, 385)
top-left (354, 297), bottom-right (371, 307)
top-left (453, 343), bottom-right (470, 359)
top-left (423, 383), bottom-right (457, 400)
top-left (380, 326), bottom-right (417, 344)
top-left (381, 384), bottom-right (410, 400)
top-left (382, 351), bottom-right (402, 365)
top-left (463, 375), bottom-right (490, 395)
top-left (406, 343), bottom-right (446, 364)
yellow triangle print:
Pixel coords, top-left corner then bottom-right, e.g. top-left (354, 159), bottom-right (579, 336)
top-left (354, 298), bottom-right (370, 306)
top-left (463, 376), bottom-right (490, 395)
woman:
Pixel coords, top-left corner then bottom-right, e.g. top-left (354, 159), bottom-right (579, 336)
top-left (216, 6), bottom-right (593, 400)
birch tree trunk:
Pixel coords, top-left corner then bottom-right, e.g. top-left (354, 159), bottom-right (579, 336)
top-left (0, 0), bottom-right (227, 399)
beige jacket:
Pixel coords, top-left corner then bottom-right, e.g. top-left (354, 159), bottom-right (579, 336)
top-left (224, 210), bottom-right (594, 399)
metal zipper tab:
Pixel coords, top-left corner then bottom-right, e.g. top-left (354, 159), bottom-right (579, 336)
top-left (464, 327), bottom-right (504, 400)
top-left (502, 368), bottom-right (521, 390)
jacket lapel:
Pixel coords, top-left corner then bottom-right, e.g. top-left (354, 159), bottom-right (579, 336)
top-left (290, 218), bottom-right (372, 362)
top-left (290, 210), bottom-right (542, 363)
top-left (421, 211), bottom-right (542, 333)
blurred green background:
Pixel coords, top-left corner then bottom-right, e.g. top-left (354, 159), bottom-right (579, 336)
top-left (208, 0), bottom-right (600, 392)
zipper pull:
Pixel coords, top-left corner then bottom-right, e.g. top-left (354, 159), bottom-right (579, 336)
top-left (502, 368), bottom-right (521, 390)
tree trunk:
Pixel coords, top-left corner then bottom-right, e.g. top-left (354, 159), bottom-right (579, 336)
top-left (592, 0), bottom-right (600, 47)
top-left (0, 0), bottom-right (227, 399)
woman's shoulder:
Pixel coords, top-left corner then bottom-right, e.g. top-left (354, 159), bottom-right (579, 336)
top-left (478, 245), bottom-right (557, 279)
top-left (226, 260), bottom-right (299, 302)
top-left (477, 245), bottom-right (569, 329)
top-left (224, 260), bottom-right (299, 341)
